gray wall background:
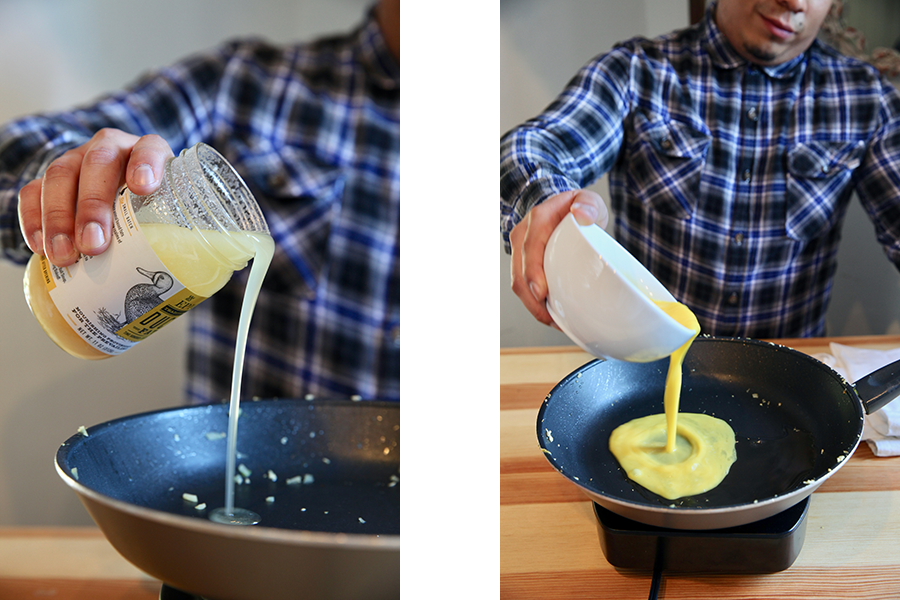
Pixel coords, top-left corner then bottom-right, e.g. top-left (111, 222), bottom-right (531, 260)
top-left (0, 0), bottom-right (369, 526)
top-left (500, 0), bottom-right (900, 348)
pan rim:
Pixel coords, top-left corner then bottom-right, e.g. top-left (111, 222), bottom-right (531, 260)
top-left (537, 336), bottom-right (865, 522)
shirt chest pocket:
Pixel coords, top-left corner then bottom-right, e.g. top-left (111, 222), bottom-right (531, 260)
top-left (237, 146), bottom-right (344, 297)
top-left (785, 140), bottom-right (865, 242)
top-left (626, 112), bottom-right (711, 219)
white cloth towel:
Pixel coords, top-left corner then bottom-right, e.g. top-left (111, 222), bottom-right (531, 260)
top-left (812, 342), bottom-right (900, 456)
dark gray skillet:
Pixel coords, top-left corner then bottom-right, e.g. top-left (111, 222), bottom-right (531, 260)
top-left (56, 398), bottom-right (399, 600)
top-left (537, 336), bottom-right (900, 530)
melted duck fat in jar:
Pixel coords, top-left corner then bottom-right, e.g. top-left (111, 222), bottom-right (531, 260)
top-left (23, 190), bottom-right (263, 359)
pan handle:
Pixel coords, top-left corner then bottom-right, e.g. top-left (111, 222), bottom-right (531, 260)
top-left (854, 358), bottom-right (900, 414)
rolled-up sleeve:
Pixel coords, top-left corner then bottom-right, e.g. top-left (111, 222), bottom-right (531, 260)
top-left (0, 42), bottom-right (236, 263)
top-left (499, 47), bottom-right (632, 253)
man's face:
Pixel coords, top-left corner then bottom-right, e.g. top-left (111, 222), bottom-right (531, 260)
top-left (715, 0), bottom-right (833, 66)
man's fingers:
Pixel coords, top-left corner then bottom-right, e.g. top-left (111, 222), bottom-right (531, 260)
top-left (569, 189), bottom-right (609, 228)
top-left (126, 134), bottom-right (174, 196)
top-left (510, 196), bottom-right (572, 326)
top-left (17, 179), bottom-right (44, 254)
top-left (509, 189), bottom-right (611, 329)
top-left (509, 220), bottom-right (553, 325)
top-left (518, 191), bottom-right (579, 308)
top-left (19, 129), bottom-right (173, 267)
top-left (75, 130), bottom-right (135, 256)
top-left (40, 148), bottom-right (85, 266)
top-left (522, 189), bottom-right (609, 307)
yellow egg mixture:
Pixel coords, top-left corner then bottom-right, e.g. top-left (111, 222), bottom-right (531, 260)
top-left (608, 301), bottom-right (736, 500)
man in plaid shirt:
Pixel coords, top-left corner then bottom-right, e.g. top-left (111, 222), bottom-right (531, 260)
top-left (0, 0), bottom-right (399, 403)
top-left (502, 0), bottom-right (900, 339)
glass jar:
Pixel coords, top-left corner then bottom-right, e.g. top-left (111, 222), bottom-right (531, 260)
top-left (23, 142), bottom-right (271, 359)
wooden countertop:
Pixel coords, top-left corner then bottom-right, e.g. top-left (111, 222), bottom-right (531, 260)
top-left (0, 526), bottom-right (159, 599)
top-left (501, 335), bottom-right (900, 600)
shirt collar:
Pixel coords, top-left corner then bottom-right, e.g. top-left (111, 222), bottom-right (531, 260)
top-left (702, 1), bottom-right (806, 79)
top-left (356, 6), bottom-right (399, 91)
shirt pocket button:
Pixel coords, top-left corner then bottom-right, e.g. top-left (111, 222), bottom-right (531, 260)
top-left (268, 173), bottom-right (288, 188)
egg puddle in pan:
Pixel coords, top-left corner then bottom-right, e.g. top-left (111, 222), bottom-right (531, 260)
top-left (608, 300), bottom-right (737, 500)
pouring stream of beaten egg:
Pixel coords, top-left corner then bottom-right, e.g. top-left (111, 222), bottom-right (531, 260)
top-left (660, 301), bottom-right (700, 452)
top-left (608, 300), bottom-right (737, 500)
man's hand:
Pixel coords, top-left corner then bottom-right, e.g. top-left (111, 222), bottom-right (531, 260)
top-left (509, 189), bottom-right (609, 326)
top-left (17, 129), bottom-right (175, 267)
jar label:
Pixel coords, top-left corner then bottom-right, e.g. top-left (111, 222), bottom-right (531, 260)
top-left (41, 188), bottom-right (206, 355)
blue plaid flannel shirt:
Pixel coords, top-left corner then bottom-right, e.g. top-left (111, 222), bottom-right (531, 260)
top-left (501, 3), bottom-right (900, 339)
top-left (0, 8), bottom-right (399, 403)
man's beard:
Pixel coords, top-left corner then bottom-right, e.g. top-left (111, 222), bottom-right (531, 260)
top-left (743, 42), bottom-right (778, 63)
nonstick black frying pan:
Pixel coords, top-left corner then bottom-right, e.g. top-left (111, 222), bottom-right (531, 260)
top-left (56, 398), bottom-right (399, 600)
top-left (537, 336), bottom-right (900, 530)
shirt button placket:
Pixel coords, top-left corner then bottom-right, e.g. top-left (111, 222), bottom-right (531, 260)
top-left (740, 103), bottom-right (759, 182)
top-left (726, 67), bottom-right (760, 331)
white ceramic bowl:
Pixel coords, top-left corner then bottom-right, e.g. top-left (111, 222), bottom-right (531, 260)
top-left (544, 213), bottom-right (695, 362)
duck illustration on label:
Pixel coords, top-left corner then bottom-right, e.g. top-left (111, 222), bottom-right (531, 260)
top-left (42, 189), bottom-right (208, 356)
top-left (95, 266), bottom-right (203, 343)
top-left (96, 266), bottom-right (175, 334)
top-left (125, 267), bottom-right (175, 322)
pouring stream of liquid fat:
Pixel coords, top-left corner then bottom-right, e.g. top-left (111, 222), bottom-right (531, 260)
top-left (209, 232), bottom-right (275, 525)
